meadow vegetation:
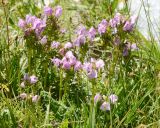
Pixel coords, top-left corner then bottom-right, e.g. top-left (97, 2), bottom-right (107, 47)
top-left (0, 0), bottom-right (160, 127)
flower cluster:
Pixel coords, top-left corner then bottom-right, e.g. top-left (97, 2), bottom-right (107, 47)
top-left (98, 19), bottom-right (108, 34)
top-left (51, 48), bottom-right (105, 79)
top-left (18, 15), bottom-right (46, 37)
top-left (83, 58), bottom-right (105, 79)
top-left (97, 13), bottom-right (138, 57)
top-left (123, 15), bottom-right (137, 32)
top-left (20, 74), bottom-right (39, 103)
top-left (97, 13), bottom-right (137, 35)
top-left (18, 5), bottom-right (62, 39)
top-left (20, 73), bottom-right (38, 88)
top-left (19, 93), bottom-right (39, 103)
top-left (94, 93), bottom-right (118, 111)
top-left (51, 51), bottom-right (82, 71)
top-left (123, 42), bottom-right (138, 56)
top-left (109, 13), bottom-right (123, 28)
top-left (73, 25), bottom-right (97, 46)
top-left (43, 6), bottom-right (62, 17)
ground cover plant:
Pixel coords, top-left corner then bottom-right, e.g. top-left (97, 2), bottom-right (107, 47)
top-left (0, 0), bottom-right (160, 127)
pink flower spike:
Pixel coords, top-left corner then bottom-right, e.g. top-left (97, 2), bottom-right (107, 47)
top-left (100, 102), bottom-right (111, 111)
top-left (74, 61), bottom-right (82, 71)
top-left (23, 73), bottom-right (30, 81)
top-left (131, 43), bottom-right (138, 50)
top-left (30, 75), bottom-right (38, 84)
top-left (44, 6), bottom-right (53, 16)
top-left (59, 48), bottom-right (65, 56)
top-left (20, 93), bottom-right (27, 100)
top-left (76, 25), bottom-right (87, 36)
top-left (40, 36), bottom-right (47, 45)
top-left (83, 62), bottom-right (92, 72)
top-left (87, 70), bottom-right (97, 79)
top-left (109, 94), bottom-right (118, 104)
top-left (65, 51), bottom-right (74, 58)
top-left (94, 93), bottom-right (102, 104)
top-left (73, 35), bottom-right (86, 47)
top-left (51, 41), bottom-right (60, 49)
top-left (32, 95), bottom-right (39, 103)
top-left (88, 27), bottom-right (96, 41)
top-left (55, 6), bottom-right (62, 18)
top-left (51, 58), bottom-right (62, 67)
top-left (64, 42), bottom-right (72, 49)
top-left (96, 59), bottom-right (105, 69)
top-left (25, 15), bottom-right (36, 25)
top-left (20, 82), bottom-right (25, 88)
top-left (98, 19), bottom-right (108, 34)
top-left (62, 60), bottom-right (71, 70)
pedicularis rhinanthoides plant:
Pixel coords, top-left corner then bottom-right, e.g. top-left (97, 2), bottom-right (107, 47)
top-left (18, 5), bottom-right (138, 115)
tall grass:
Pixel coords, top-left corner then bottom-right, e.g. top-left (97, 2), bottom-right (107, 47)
top-left (0, 0), bottom-right (160, 127)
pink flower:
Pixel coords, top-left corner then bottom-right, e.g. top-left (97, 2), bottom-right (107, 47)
top-left (114, 37), bottom-right (120, 45)
top-left (20, 93), bottom-right (27, 100)
top-left (20, 82), bottom-right (25, 88)
top-left (87, 27), bottom-right (96, 41)
top-left (109, 19), bottom-right (117, 28)
top-left (55, 6), bottom-right (62, 18)
top-left (40, 36), bottom-right (47, 45)
top-left (73, 35), bottom-right (86, 47)
top-left (69, 57), bottom-right (77, 66)
top-left (83, 62), bottom-right (93, 73)
top-left (114, 13), bottom-right (121, 24)
top-left (32, 95), bottom-right (39, 102)
top-left (44, 6), bottom-right (53, 16)
top-left (100, 102), bottom-right (111, 111)
top-left (96, 59), bottom-right (105, 69)
top-left (109, 13), bottom-right (121, 28)
top-left (94, 93), bottom-right (102, 104)
top-left (65, 51), bottom-right (74, 58)
top-left (98, 19), bottom-right (108, 34)
top-left (62, 60), bottom-right (71, 70)
top-left (65, 51), bottom-right (77, 66)
top-left (74, 61), bottom-right (82, 71)
top-left (59, 48), bottom-right (65, 56)
top-left (76, 25), bottom-right (87, 36)
top-left (51, 58), bottom-right (62, 67)
top-left (64, 42), bottom-right (72, 49)
top-left (32, 18), bottom-right (42, 29)
top-left (131, 43), bottom-right (138, 50)
top-left (51, 41), bottom-right (60, 49)
top-left (18, 19), bottom-right (26, 29)
top-left (123, 16), bottom-right (137, 32)
top-left (109, 94), bottom-right (118, 104)
top-left (123, 21), bottom-right (134, 31)
top-left (87, 70), bottom-right (97, 79)
top-left (25, 15), bottom-right (36, 25)
top-left (23, 73), bottom-right (30, 81)
top-left (30, 75), bottom-right (38, 84)
top-left (123, 46), bottom-right (129, 56)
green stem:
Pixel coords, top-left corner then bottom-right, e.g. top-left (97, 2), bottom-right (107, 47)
top-left (59, 68), bottom-right (63, 101)
top-left (89, 79), bottom-right (97, 128)
top-left (44, 60), bottom-right (48, 89)
top-left (28, 48), bottom-right (32, 74)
